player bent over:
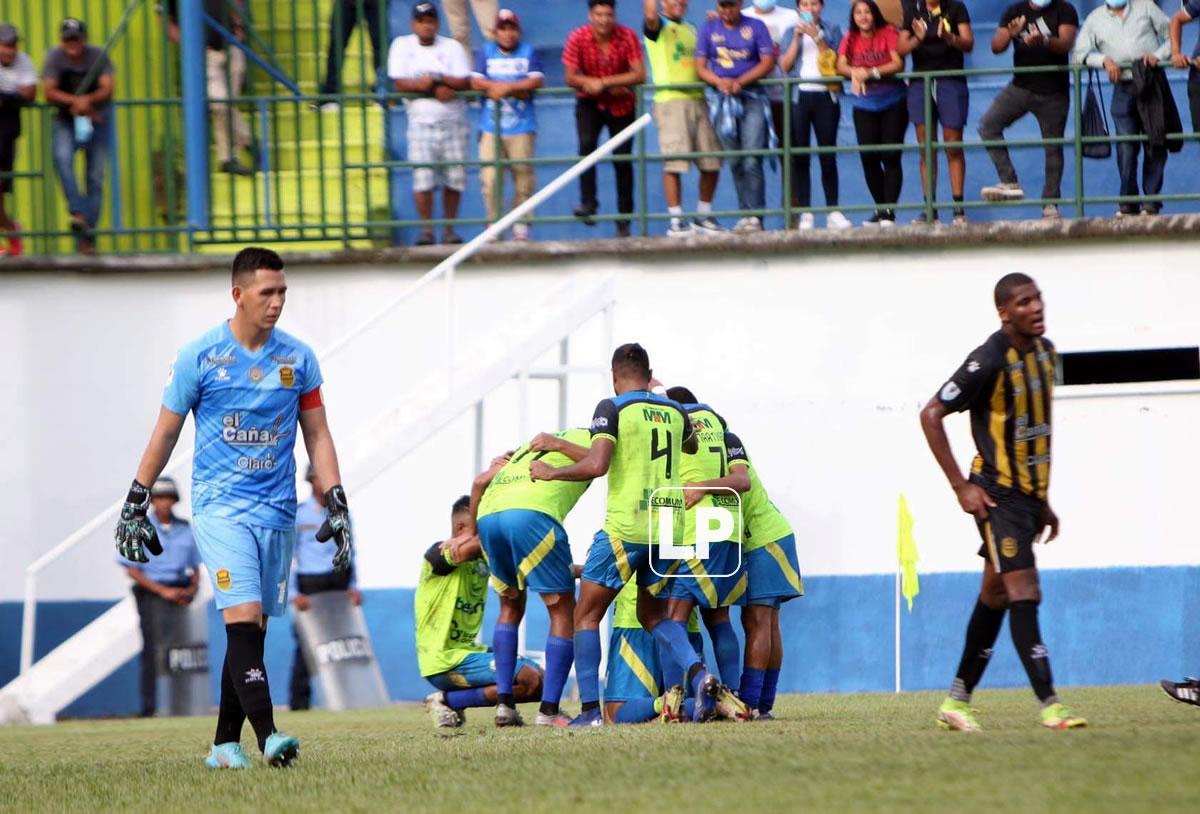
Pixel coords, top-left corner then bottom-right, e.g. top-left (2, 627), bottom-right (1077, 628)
top-left (114, 248), bottom-right (354, 768)
top-left (419, 496), bottom-right (544, 728)
top-left (920, 272), bottom-right (1085, 732)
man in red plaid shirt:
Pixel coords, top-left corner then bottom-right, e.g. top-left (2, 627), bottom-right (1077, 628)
top-left (563, 0), bottom-right (646, 237)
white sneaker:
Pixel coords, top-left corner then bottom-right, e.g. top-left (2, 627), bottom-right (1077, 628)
top-left (826, 211), bottom-right (852, 230)
top-left (980, 182), bottom-right (1024, 202)
top-left (1041, 205), bottom-right (1061, 220)
top-left (734, 216), bottom-right (763, 233)
top-left (308, 101), bottom-right (340, 114)
top-left (511, 223), bottom-right (530, 241)
top-left (666, 219), bottom-right (693, 238)
top-left (796, 212), bottom-right (815, 230)
top-left (691, 216), bottom-right (725, 234)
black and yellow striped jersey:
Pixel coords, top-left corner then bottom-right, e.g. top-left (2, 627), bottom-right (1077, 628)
top-left (936, 330), bottom-right (1056, 501)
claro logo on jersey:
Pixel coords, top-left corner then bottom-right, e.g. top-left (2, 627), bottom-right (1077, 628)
top-left (649, 486), bottom-right (742, 579)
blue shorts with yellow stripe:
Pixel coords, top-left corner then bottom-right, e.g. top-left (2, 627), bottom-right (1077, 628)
top-left (425, 650), bottom-right (542, 692)
top-left (746, 533), bottom-right (804, 607)
top-left (582, 529), bottom-right (662, 590)
top-left (478, 509), bottom-right (573, 594)
top-left (605, 627), bottom-right (663, 701)
top-left (664, 541), bottom-right (747, 608)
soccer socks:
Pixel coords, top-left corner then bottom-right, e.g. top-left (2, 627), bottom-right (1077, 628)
top-left (1009, 600), bottom-right (1057, 704)
top-left (539, 635), bottom-right (573, 716)
top-left (224, 622), bottom-right (275, 752)
top-left (739, 668), bottom-right (766, 712)
top-left (950, 599), bottom-right (1007, 701)
top-left (759, 668), bottom-right (781, 714)
top-left (493, 622), bottom-right (518, 708)
top-left (445, 687), bottom-right (491, 710)
top-left (614, 698), bottom-right (659, 724)
top-left (709, 621), bottom-right (741, 690)
top-left (213, 652), bottom-right (246, 745)
top-left (653, 620), bottom-right (703, 679)
top-left (575, 628), bottom-right (602, 712)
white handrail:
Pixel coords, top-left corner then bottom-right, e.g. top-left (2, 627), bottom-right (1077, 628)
top-left (18, 112), bottom-right (653, 677)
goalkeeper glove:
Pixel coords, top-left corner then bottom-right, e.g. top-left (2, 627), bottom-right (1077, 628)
top-left (316, 484), bottom-right (353, 572)
top-left (114, 480), bottom-right (163, 563)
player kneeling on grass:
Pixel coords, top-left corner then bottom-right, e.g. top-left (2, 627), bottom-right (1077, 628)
top-left (115, 247), bottom-right (353, 769)
top-left (418, 496), bottom-right (544, 728)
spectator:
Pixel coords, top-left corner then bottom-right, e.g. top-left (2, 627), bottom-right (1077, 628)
top-left (563, 0), bottom-right (646, 237)
top-left (446, 0), bottom-right (499, 54)
top-left (697, 0), bottom-right (776, 233)
top-left (163, 1), bottom-right (255, 175)
top-left (313, 0), bottom-right (386, 112)
top-left (978, 0), bottom-right (1078, 220)
top-left (743, 1), bottom-right (799, 206)
top-left (836, 0), bottom-right (906, 226)
top-left (1169, 0), bottom-right (1200, 134)
top-left (43, 17), bottom-right (114, 255)
top-left (1074, 0), bottom-right (1171, 217)
top-left (0, 22), bottom-right (34, 256)
top-left (643, 0), bottom-right (725, 237)
top-left (389, 2), bottom-right (471, 246)
top-left (779, 0), bottom-right (851, 230)
top-left (289, 467), bottom-right (361, 712)
top-left (470, 9), bottom-right (544, 241)
top-left (116, 477), bottom-right (200, 718)
top-left (899, 0), bottom-right (973, 225)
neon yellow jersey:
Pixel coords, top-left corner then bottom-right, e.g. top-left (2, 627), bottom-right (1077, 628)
top-left (644, 17), bottom-right (703, 102)
top-left (413, 552), bottom-right (489, 677)
top-left (590, 390), bottom-right (693, 545)
top-left (612, 579), bottom-right (700, 633)
top-left (478, 428), bottom-right (594, 523)
top-left (729, 433), bottom-right (793, 552)
top-left (679, 405), bottom-right (746, 547)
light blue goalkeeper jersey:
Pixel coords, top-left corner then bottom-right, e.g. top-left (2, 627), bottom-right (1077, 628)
top-left (162, 321), bottom-right (323, 530)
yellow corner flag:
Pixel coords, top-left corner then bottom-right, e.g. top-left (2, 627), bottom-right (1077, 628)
top-left (898, 494), bottom-right (920, 612)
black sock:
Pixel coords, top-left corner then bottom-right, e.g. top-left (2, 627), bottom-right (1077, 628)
top-left (1009, 600), bottom-right (1057, 704)
top-left (581, 700), bottom-right (600, 713)
top-left (225, 622), bottom-right (276, 751)
top-left (538, 701), bottom-right (559, 716)
top-left (950, 600), bottom-right (1006, 701)
top-left (498, 693), bottom-right (514, 708)
top-left (213, 652), bottom-right (246, 745)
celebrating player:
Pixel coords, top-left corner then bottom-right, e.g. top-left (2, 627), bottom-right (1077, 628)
top-left (473, 429), bottom-right (594, 727)
top-left (114, 247), bottom-right (353, 768)
top-left (920, 272), bottom-right (1085, 732)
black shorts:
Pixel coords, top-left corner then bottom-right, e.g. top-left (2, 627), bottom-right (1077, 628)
top-left (974, 480), bottom-right (1045, 574)
top-left (0, 130), bottom-right (16, 195)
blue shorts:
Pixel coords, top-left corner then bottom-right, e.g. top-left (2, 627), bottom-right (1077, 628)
top-left (665, 541), bottom-right (746, 608)
top-left (606, 627), bottom-right (663, 701)
top-left (746, 534), bottom-right (804, 607)
top-left (193, 515), bottom-right (295, 616)
top-left (581, 529), bottom-right (662, 590)
top-left (425, 650), bottom-right (542, 691)
top-left (907, 77), bottom-right (969, 130)
top-left (478, 509), bottom-right (573, 595)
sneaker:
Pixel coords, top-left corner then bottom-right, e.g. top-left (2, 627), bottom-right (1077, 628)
top-left (733, 216), bottom-right (763, 233)
top-left (220, 160), bottom-right (254, 177)
top-left (1161, 677), bottom-right (1200, 707)
top-left (911, 210), bottom-right (939, 225)
top-left (666, 219), bottom-right (693, 238)
top-left (952, 209), bottom-right (968, 226)
top-left (659, 685), bottom-right (686, 723)
top-left (204, 742), bottom-right (251, 769)
top-left (826, 211), bottom-right (852, 230)
top-left (796, 212), bottom-right (815, 230)
top-left (511, 223), bottom-right (530, 241)
top-left (863, 210), bottom-right (894, 227)
top-left (756, 710), bottom-right (776, 721)
top-left (262, 732), bottom-right (300, 767)
top-left (936, 697), bottom-right (983, 732)
top-left (692, 216), bottom-right (725, 234)
top-left (573, 202), bottom-right (597, 224)
top-left (1141, 204), bottom-right (1161, 216)
top-left (879, 211), bottom-right (896, 228)
top-left (495, 703), bottom-right (524, 727)
top-left (7, 221), bottom-right (22, 257)
top-left (1115, 206), bottom-right (1139, 219)
top-left (425, 690), bottom-right (462, 728)
top-left (534, 711), bottom-right (573, 727)
top-left (1040, 702), bottom-right (1087, 729)
top-left (415, 230), bottom-right (436, 246)
top-left (980, 182), bottom-right (1025, 202)
top-left (709, 682), bottom-right (752, 721)
top-left (1042, 205), bottom-right (1061, 220)
top-left (442, 229), bottom-right (463, 245)
top-left (568, 707), bottom-right (603, 728)
top-left (309, 101), bottom-right (340, 113)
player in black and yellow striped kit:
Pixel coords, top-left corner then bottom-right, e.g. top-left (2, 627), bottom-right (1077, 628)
top-left (920, 272), bottom-right (1086, 732)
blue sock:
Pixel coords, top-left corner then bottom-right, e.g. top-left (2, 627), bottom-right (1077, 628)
top-left (653, 620), bottom-right (702, 678)
top-left (739, 668), bottom-right (765, 711)
top-left (493, 622), bottom-right (518, 704)
top-left (614, 698), bottom-right (658, 724)
top-left (575, 629), bottom-right (602, 707)
top-left (683, 698), bottom-right (696, 719)
top-left (760, 668), bottom-right (781, 713)
top-left (445, 687), bottom-right (491, 710)
top-left (540, 635), bottom-right (573, 713)
top-left (710, 621), bottom-right (741, 690)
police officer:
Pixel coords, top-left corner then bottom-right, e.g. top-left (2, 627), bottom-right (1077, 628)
top-left (117, 476), bottom-right (200, 717)
top-left (290, 465), bottom-right (361, 710)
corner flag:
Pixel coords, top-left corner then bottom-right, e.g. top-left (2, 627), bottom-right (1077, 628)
top-left (897, 494), bottom-right (920, 612)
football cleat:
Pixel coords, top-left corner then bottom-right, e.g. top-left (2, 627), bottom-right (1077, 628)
top-left (204, 742), bottom-right (251, 769)
top-left (262, 732), bottom-right (300, 767)
top-left (425, 691), bottom-right (463, 728)
top-left (693, 672), bottom-right (720, 722)
top-left (1040, 702), bottom-right (1087, 730)
top-left (710, 683), bottom-right (751, 721)
top-left (1161, 677), bottom-right (1200, 707)
top-left (936, 697), bottom-right (983, 732)
top-left (568, 707), bottom-right (603, 728)
top-left (755, 710), bottom-right (776, 721)
top-left (495, 703), bottom-right (524, 727)
top-left (659, 685), bottom-right (686, 723)
top-left (534, 711), bottom-right (573, 727)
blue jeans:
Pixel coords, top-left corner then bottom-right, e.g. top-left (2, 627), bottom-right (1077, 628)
top-left (51, 115), bottom-right (112, 227)
top-left (1110, 82), bottom-right (1165, 211)
top-left (718, 94), bottom-right (768, 213)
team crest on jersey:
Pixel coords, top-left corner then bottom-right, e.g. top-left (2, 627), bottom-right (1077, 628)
top-left (248, 367), bottom-right (264, 383)
top-left (1000, 537), bottom-right (1019, 558)
top-left (740, 26), bottom-right (752, 39)
top-left (216, 569), bottom-right (232, 591)
top-left (279, 366), bottom-right (295, 388)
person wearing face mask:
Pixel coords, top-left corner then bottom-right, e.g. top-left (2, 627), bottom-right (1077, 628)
top-left (1073, 0), bottom-right (1172, 217)
top-left (978, 0), bottom-right (1078, 220)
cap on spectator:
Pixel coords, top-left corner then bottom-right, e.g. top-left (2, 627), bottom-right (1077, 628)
top-left (60, 18), bottom-right (87, 40)
top-left (150, 477), bottom-right (180, 500)
top-left (0, 23), bottom-right (19, 45)
top-left (495, 9), bottom-right (520, 28)
top-left (412, 2), bottom-right (439, 19)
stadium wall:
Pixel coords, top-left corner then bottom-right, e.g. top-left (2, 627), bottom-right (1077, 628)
top-left (3, 235), bottom-right (1198, 713)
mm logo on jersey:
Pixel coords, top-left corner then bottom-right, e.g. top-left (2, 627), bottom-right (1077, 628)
top-left (691, 416), bottom-right (714, 431)
top-left (642, 407), bottom-right (673, 424)
top-left (648, 486), bottom-right (742, 579)
top-left (221, 413), bottom-right (291, 446)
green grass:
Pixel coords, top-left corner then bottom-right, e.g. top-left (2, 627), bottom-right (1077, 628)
top-left (1, 686), bottom-right (1197, 812)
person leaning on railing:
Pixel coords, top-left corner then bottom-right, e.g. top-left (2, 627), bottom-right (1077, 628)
top-left (741, 1), bottom-right (800, 212)
top-left (0, 22), bottom-right (34, 257)
top-left (837, 0), bottom-right (906, 227)
top-left (1169, 0), bottom-right (1200, 134)
top-left (1073, 0), bottom-right (1172, 218)
top-left (977, 0), bottom-right (1078, 221)
top-left (898, 0), bottom-right (974, 226)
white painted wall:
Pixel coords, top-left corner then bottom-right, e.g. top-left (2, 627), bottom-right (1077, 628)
top-left (4, 239), bottom-right (1198, 602)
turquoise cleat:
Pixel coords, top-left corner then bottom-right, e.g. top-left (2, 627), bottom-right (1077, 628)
top-left (204, 742), bottom-right (252, 769)
top-left (263, 732), bottom-right (300, 767)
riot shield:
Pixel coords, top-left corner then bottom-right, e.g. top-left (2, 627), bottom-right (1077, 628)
top-left (293, 591), bottom-right (389, 710)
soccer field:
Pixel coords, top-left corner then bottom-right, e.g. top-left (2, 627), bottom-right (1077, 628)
top-left (1, 686), bottom-right (1197, 813)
